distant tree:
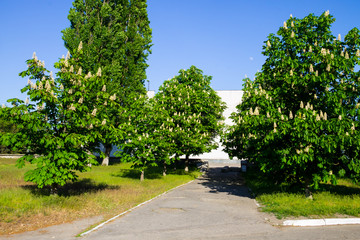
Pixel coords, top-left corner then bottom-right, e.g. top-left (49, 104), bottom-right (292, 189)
top-left (118, 95), bottom-right (174, 180)
top-left (0, 113), bottom-right (20, 154)
top-left (62, 0), bottom-right (152, 165)
top-left (223, 11), bottom-right (360, 196)
top-left (0, 47), bottom-right (124, 192)
top-left (155, 66), bottom-right (226, 171)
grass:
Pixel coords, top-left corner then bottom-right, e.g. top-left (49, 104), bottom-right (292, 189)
top-left (0, 158), bottom-right (202, 235)
top-left (244, 167), bottom-right (360, 219)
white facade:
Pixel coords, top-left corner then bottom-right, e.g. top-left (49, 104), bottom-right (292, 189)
top-left (194, 90), bottom-right (243, 161)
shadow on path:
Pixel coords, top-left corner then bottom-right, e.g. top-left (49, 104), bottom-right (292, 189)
top-left (199, 166), bottom-right (253, 198)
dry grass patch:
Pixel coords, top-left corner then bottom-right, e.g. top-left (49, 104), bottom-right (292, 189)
top-left (0, 158), bottom-right (201, 235)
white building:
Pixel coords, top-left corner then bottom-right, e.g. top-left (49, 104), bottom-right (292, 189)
top-left (194, 90), bottom-right (243, 163)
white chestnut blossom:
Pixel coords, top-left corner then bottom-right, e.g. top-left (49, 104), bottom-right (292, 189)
top-left (65, 51), bottom-right (70, 60)
top-left (96, 67), bottom-right (102, 77)
top-left (300, 101), bottom-right (304, 108)
top-left (78, 41), bottom-right (83, 51)
top-left (267, 40), bottom-right (271, 48)
top-left (69, 104), bottom-right (76, 111)
top-left (326, 64), bottom-right (331, 72)
top-left (110, 94), bottom-right (117, 101)
top-left (321, 48), bottom-right (327, 56)
top-left (289, 111), bottom-right (293, 119)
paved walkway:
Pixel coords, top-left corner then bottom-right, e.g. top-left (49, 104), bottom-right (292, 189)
top-left (3, 163), bottom-right (360, 239)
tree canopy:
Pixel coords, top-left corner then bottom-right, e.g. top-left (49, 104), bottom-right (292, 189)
top-left (223, 11), bottom-right (360, 192)
top-left (155, 66), bottom-right (226, 171)
top-left (62, 0), bottom-right (152, 165)
top-left (0, 45), bottom-right (126, 191)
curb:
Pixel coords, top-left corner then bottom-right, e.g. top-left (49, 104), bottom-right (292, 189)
top-left (283, 218), bottom-right (360, 227)
top-left (79, 179), bottom-right (196, 237)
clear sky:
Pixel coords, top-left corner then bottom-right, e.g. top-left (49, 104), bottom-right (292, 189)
top-left (1, 0), bottom-right (360, 105)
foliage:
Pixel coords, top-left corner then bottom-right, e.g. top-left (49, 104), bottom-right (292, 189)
top-left (155, 66), bottom-right (226, 168)
top-left (0, 116), bottom-right (21, 154)
top-left (0, 47), bottom-right (124, 190)
top-left (62, 0), bottom-right (152, 164)
top-left (117, 95), bottom-right (174, 180)
top-left (223, 11), bottom-right (360, 190)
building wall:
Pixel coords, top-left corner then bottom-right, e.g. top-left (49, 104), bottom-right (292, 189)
top-left (194, 90), bottom-right (243, 161)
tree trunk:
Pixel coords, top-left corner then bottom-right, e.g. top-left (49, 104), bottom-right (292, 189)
top-left (185, 155), bottom-right (189, 172)
top-left (50, 183), bottom-right (59, 195)
top-left (101, 144), bottom-right (112, 166)
top-left (140, 170), bottom-right (144, 181)
top-left (174, 154), bottom-right (178, 171)
top-left (87, 150), bottom-right (93, 167)
top-left (163, 162), bottom-right (167, 176)
top-left (304, 178), bottom-right (313, 199)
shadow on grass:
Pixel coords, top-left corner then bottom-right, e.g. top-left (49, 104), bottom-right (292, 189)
top-left (111, 160), bottom-right (200, 180)
top-left (244, 167), bottom-right (360, 197)
top-left (22, 178), bottom-right (119, 197)
top-left (111, 168), bottom-right (163, 180)
top-left (318, 182), bottom-right (360, 196)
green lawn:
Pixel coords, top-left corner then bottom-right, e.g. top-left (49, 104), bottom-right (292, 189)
top-left (0, 158), bottom-right (201, 235)
top-left (244, 167), bottom-right (360, 219)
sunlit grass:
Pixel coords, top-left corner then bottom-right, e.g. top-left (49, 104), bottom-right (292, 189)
top-left (244, 167), bottom-right (360, 219)
top-left (0, 158), bottom-right (201, 235)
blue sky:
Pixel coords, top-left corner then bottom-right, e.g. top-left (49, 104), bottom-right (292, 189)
top-left (1, 0), bottom-right (360, 105)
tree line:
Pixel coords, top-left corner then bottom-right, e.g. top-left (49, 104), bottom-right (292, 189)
top-left (0, 0), bottom-right (225, 192)
top-left (1, 2), bottom-right (360, 196)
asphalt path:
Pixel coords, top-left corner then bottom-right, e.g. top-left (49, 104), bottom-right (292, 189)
top-left (3, 163), bottom-right (360, 239)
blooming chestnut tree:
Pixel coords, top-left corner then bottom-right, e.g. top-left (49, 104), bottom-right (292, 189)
top-left (0, 44), bottom-right (125, 192)
top-left (117, 94), bottom-right (175, 180)
top-left (223, 11), bottom-right (360, 194)
top-left (155, 66), bottom-right (226, 171)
